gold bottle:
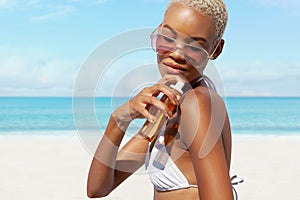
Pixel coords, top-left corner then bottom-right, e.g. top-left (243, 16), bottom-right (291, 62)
top-left (139, 81), bottom-right (184, 142)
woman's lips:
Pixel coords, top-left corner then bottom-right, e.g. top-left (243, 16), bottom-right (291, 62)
top-left (163, 62), bottom-right (187, 74)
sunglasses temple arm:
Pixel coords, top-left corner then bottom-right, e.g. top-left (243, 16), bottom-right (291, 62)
top-left (209, 36), bottom-right (223, 59)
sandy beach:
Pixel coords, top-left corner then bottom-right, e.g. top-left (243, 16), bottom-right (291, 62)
top-left (0, 134), bottom-right (299, 200)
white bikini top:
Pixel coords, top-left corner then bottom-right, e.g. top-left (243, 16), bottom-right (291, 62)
top-left (145, 75), bottom-right (215, 192)
top-left (145, 76), bottom-right (243, 198)
top-left (145, 134), bottom-right (243, 197)
top-left (145, 133), bottom-right (197, 192)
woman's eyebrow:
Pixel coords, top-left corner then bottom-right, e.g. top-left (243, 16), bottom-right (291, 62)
top-left (161, 24), bottom-right (177, 36)
top-left (190, 36), bottom-right (208, 43)
top-left (162, 24), bottom-right (208, 43)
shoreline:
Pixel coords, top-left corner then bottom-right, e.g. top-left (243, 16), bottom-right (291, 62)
top-left (1, 129), bottom-right (300, 136)
top-left (0, 133), bottom-right (299, 199)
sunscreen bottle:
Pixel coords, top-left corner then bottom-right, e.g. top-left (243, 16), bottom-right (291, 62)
top-left (140, 80), bottom-right (184, 142)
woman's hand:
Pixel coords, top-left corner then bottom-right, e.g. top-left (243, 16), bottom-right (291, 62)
top-left (112, 75), bottom-right (185, 131)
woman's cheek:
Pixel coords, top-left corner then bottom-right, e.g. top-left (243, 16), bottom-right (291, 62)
top-left (156, 55), bottom-right (166, 76)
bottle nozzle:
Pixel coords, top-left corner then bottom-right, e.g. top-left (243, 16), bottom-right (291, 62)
top-left (170, 80), bottom-right (185, 94)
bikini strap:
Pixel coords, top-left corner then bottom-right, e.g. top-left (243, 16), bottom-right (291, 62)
top-left (231, 175), bottom-right (244, 200)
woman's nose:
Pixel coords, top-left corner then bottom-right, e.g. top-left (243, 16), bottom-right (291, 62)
top-left (169, 42), bottom-right (186, 62)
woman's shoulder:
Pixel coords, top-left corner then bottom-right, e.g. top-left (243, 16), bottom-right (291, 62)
top-left (181, 86), bottom-right (225, 111)
top-left (179, 85), bottom-right (227, 134)
top-left (178, 87), bottom-right (228, 152)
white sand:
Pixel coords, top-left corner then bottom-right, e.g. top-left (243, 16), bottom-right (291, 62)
top-left (231, 135), bottom-right (300, 199)
top-left (0, 134), bottom-right (299, 200)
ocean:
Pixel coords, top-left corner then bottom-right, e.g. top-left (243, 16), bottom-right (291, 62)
top-left (0, 97), bottom-right (299, 136)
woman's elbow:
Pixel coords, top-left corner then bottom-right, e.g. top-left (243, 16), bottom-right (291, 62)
top-left (87, 190), bottom-right (110, 198)
top-left (87, 186), bottom-right (111, 198)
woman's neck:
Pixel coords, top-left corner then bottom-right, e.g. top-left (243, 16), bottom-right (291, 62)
top-left (189, 76), bottom-right (204, 89)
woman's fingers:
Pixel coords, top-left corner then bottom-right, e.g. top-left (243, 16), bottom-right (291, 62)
top-left (144, 95), bottom-right (173, 117)
top-left (143, 84), bottom-right (179, 105)
top-left (130, 83), bottom-right (180, 120)
top-left (116, 75), bottom-right (185, 123)
top-left (130, 94), bottom-right (170, 121)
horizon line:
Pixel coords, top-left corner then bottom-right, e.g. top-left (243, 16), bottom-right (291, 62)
top-left (0, 96), bottom-right (300, 98)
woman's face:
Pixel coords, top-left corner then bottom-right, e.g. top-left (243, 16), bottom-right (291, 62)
top-left (156, 3), bottom-right (218, 83)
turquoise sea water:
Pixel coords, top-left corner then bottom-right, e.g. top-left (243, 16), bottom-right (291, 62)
top-left (0, 97), bottom-right (299, 136)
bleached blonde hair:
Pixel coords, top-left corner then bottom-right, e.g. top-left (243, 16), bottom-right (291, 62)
top-left (168, 0), bottom-right (228, 39)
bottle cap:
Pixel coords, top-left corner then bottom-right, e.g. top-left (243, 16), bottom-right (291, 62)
top-left (170, 80), bottom-right (184, 94)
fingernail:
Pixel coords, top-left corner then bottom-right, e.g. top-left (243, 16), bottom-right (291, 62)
top-left (168, 110), bottom-right (173, 117)
top-left (173, 98), bottom-right (179, 105)
top-left (150, 116), bottom-right (157, 123)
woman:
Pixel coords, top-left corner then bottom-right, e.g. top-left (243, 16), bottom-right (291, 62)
top-left (87, 0), bottom-right (235, 199)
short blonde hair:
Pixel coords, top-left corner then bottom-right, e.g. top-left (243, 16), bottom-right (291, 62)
top-left (168, 0), bottom-right (228, 39)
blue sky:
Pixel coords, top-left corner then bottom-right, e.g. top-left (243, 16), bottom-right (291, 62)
top-left (0, 0), bottom-right (299, 97)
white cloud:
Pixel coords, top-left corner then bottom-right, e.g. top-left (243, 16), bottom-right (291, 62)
top-left (1, 45), bottom-right (299, 97)
top-left (254, 0), bottom-right (300, 7)
top-left (0, 0), bottom-right (109, 21)
top-left (31, 5), bottom-right (75, 21)
top-left (252, 0), bottom-right (300, 15)
top-left (0, 0), bottom-right (43, 10)
top-left (77, 49), bottom-right (159, 97)
top-left (218, 61), bottom-right (300, 97)
top-left (71, 0), bottom-right (109, 6)
top-left (0, 0), bottom-right (16, 9)
top-left (0, 46), bottom-right (80, 96)
top-left (89, 0), bottom-right (108, 5)
top-left (0, 46), bottom-right (159, 97)
top-left (144, 0), bottom-right (166, 3)
top-left (95, 62), bottom-right (160, 97)
top-left (26, 0), bottom-right (40, 6)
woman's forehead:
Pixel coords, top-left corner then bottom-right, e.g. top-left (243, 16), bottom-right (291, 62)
top-left (163, 3), bottom-right (215, 41)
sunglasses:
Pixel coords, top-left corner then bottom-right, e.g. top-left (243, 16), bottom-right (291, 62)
top-left (150, 27), bottom-right (219, 67)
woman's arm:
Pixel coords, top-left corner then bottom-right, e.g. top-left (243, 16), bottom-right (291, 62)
top-left (179, 87), bottom-right (233, 200)
top-left (87, 115), bottom-right (149, 197)
top-left (87, 77), bottom-right (181, 198)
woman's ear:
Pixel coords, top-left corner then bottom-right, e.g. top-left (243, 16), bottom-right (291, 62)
top-left (211, 39), bottom-right (225, 60)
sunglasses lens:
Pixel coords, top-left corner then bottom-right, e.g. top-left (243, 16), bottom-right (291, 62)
top-left (151, 34), bottom-right (175, 55)
top-left (150, 29), bottom-right (210, 68)
top-left (183, 46), bottom-right (209, 67)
